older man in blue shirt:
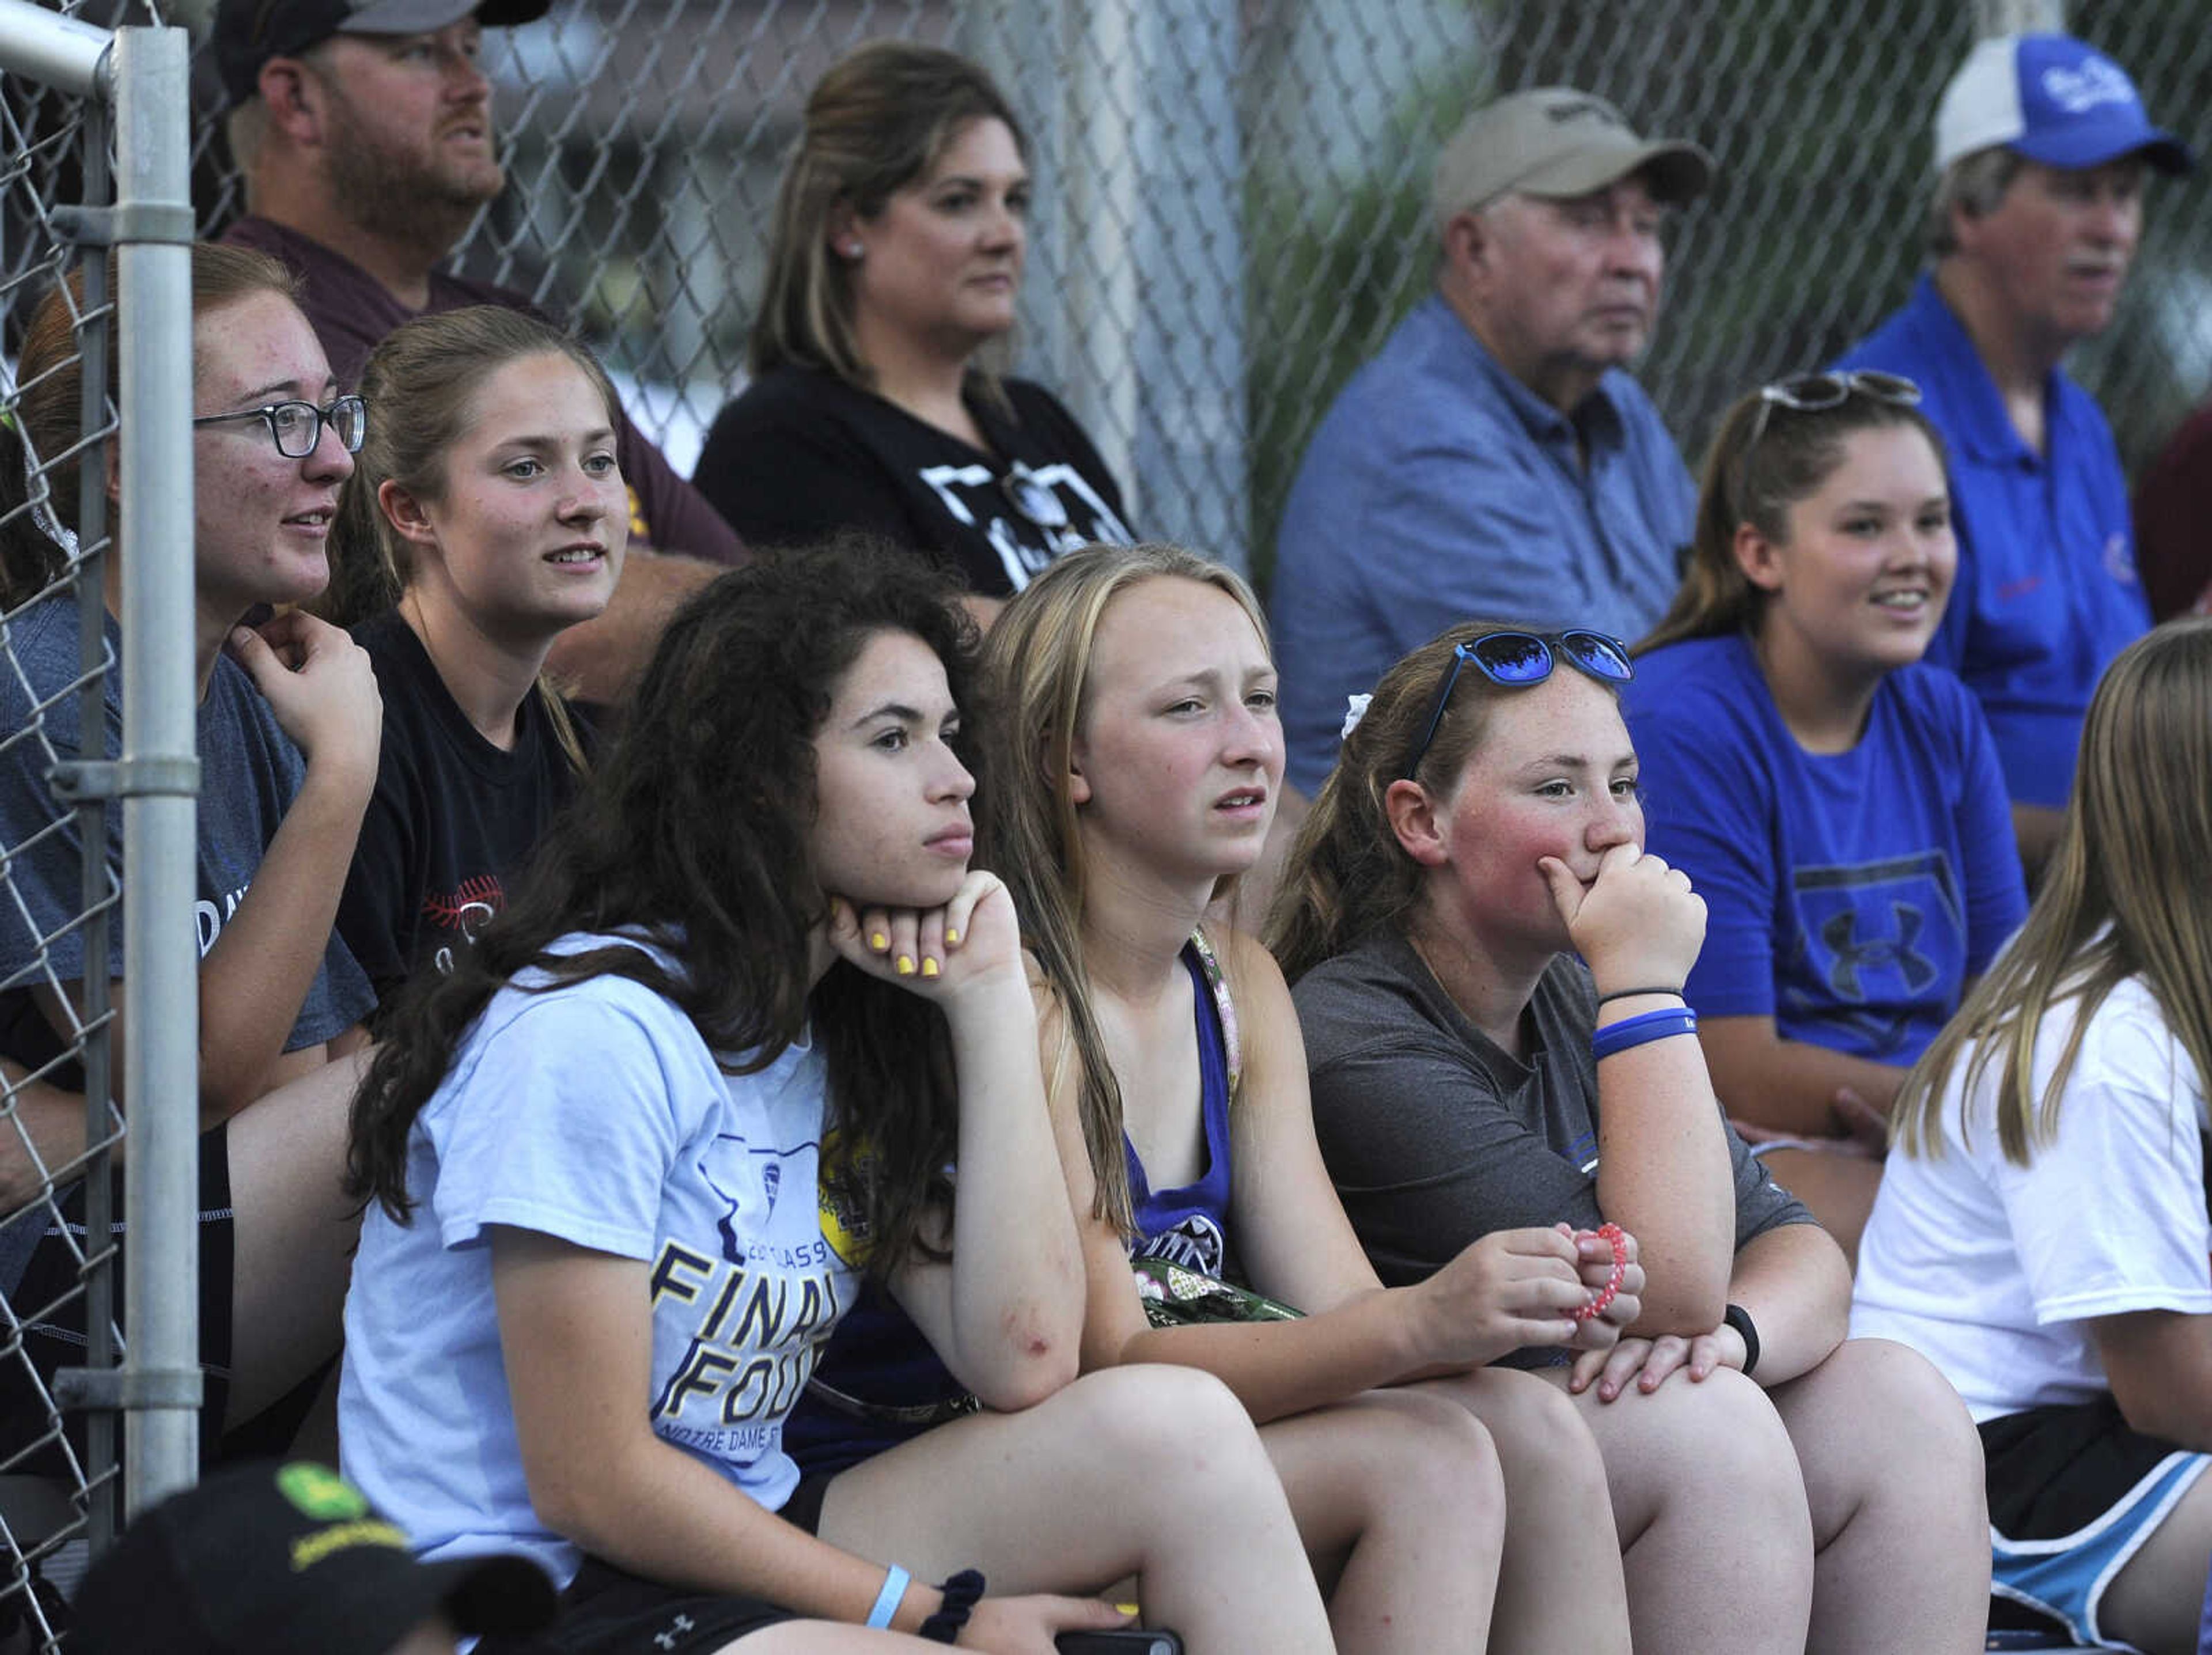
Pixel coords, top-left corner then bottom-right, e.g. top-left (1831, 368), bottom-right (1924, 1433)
top-left (1271, 88), bottom-right (1710, 794)
top-left (1835, 33), bottom-right (2189, 878)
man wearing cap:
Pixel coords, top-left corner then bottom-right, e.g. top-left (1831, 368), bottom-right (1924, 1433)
top-left (1834, 33), bottom-right (2189, 878)
top-left (1270, 87), bottom-right (1711, 795)
top-left (211, 0), bottom-right (744, 704)
top-left (70, 1459), bottom-right (556, 1654)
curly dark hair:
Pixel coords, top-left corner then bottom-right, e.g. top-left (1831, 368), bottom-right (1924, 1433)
top-left (348, 536), bottom-right (980, 1280)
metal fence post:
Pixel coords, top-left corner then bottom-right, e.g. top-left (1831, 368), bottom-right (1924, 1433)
top-left (109, 21), bottom-right (204, 1520)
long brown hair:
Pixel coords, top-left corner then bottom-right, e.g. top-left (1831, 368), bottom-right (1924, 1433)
top-left (975, 542), bottom-right (1267, 1234)
top-left (1, 243), bottom-right (297, 607)
top-left (1892, 619), bottom-right (2212, 1165)
top-left (1636, 380), bottom-right (1947, 656)
top-left (749, 39), bottom-right (1025, 388)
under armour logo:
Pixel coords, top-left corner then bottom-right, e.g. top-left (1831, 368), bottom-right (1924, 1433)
top-left (654, 1613), bottom-right (698, 1649)
top-left (1820, 905), bottom-right (1937, 999)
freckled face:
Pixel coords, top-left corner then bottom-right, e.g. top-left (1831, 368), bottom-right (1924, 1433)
top-left (809, 628), bottom-right (975, 910)
top-left (1422, 671), bottom-right (1642, 964)
top-left (1068, 577), bottom-right (1282, 893)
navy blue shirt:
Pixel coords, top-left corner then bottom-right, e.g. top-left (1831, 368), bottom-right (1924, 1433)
top-left (1627, 635), bottom-right (2027, 1065)
top-left (1271, 293), bottom-right (1695, 794)
top-left (1834, 275), bottom-right (2149, 808)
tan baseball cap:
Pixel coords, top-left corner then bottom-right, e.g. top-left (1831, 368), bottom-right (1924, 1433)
top-left (1433, 87), bottom-right (1713, 231)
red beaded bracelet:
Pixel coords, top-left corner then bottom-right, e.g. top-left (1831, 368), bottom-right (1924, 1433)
top-left (1569, 1223), bottom-right (1628, 1321)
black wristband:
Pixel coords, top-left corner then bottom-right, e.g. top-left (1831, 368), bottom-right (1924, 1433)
top-left (918, 1569), bottom-right (986, 1643)
top-left (1722, 1303), bottom-right (1760, 1377)
top-left (1596, 986), bottom-right (1685, 1006)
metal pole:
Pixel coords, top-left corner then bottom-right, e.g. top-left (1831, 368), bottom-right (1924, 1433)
top-left (0, 0), bottom-right (109, 95)
top-left (111, 22), bottom-right (204, 1517)
top-left (1976, 0), bottom-right (2064, 32)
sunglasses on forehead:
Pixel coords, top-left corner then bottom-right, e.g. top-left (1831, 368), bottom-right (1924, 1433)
top-left (1740, 369), bottom-right (1923, 476)
top-left (1401, 628), bottom-right (1634, 781)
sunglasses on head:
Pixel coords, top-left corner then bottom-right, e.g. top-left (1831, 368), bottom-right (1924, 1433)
top-left (1401, 628), bottom-right (1634, 780)
top-left (1740, 369), bottom-right (1922, 478)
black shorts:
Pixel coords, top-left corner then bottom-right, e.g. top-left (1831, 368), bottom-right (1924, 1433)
top-left (1980, 1395), bottom-right (2209, 1646)
top-left (475, 1475), bottom-right (834, 1655)
top-left (0, 1125), bottom-right (237, 1475)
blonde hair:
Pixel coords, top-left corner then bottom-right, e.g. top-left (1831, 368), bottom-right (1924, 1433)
top-left (1892, 619), bottom-right (2212, 1165)
top-left (976, 543), bottom-right (1267, 1234)
top-left (1637, 381), bottom-right (1948, 656)
top-left (749, 40), bottom-right (1025, 389)
top-left (1268, 620), bottom-right (1532, 983)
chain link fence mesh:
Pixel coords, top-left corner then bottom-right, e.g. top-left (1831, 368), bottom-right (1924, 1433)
top-left (2, 0), bottom-right (2208, 1642)
top-left (1, 18), bottom-right (127, 1650)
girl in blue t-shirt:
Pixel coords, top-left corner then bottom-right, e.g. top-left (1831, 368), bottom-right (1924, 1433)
top-left (327, 308), bottom-right (621, 1008)
top-left (340, 541), bottom-right (1335, 1653)
top-left (972, 543), bottom-right (1642, 1654)
top-left (1628, 372), bottom-right (2027, 1260)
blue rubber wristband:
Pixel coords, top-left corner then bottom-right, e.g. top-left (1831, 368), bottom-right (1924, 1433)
top-left (868, 1565), bottom-right (911, 1630)
top-left (1591, 1005), bottom-right (1698, 1061)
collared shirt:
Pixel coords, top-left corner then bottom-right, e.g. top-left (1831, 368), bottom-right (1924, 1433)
top-left (1270, 293), bottom-right (1695, 794)
top-left (1834, 274), bottom-right (2147, 809)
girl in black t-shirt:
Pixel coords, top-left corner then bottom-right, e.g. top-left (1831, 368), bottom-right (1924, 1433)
top-left (693, 42), bottom-right (1133, 609)
top-left (328, 307), bottom-right (623, 1008)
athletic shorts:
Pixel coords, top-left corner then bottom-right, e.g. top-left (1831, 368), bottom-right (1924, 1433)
top-left (474, 1475), bottom-right (834, 1654)
top-left (1979, 1395), bottom-right (2209, 1649)
top-left (0, 1125), bottom-right (236, 1476)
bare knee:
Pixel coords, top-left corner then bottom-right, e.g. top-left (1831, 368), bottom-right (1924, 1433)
top-left (1049, 1364), bottom-right (1274, 1493)
top-left (1778, 1338), bottom-right (1986, 1537)
top-left (1347, 1390), bottom-right (1505, 1531)
top-left (1447, 1367), bottom-right (1609, 1492)
top-left (1597, 1368), bottom-right (1810, 1544)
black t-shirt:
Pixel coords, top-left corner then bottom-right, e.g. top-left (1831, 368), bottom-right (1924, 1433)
top-left (692, 366), bottom-right (1135, 596)
top-left (336, 611), bottom-right (581, 1006)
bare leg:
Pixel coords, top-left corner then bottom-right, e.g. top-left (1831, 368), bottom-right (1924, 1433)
top-left (222, 1050), bottom-right (366, 1430)
top-left (1767, 1338), bottom-right (1988, 1655)
top-left (1257, 1385), bottom-right (1505, 1654)
top-left (820, 1364), bottom-right (1335, 1654)
top-left (1416, 1366), bottom-right (1630, 1654)
top-left (1757, 1148), bottom-right (1882, 1269)
top-left (2080, 1455), bottom-right (2212, 1655)
top-left (1547, 1364), bottom-right (1814, 1654)
top-left (722, 1631), bottom-right (940, 1653)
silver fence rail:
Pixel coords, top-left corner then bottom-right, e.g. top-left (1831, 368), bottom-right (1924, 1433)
top-left (177, 0), bottom-right (2212, 589)
top-left (1, 3), bottom-right (196, 1648)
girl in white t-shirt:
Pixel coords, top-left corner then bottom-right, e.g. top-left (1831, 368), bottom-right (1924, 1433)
top-left (340, 541), bottom-right (1335, 1653)
top-left (1857, 617), bottom-right (2212, 1655)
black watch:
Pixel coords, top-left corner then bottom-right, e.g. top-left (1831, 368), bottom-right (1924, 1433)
top-left (1722, 1302), bottom-right (1760, 1378)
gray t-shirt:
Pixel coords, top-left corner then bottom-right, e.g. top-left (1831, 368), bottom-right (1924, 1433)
top-left (1294, 929), bottom-right (1809, 1358)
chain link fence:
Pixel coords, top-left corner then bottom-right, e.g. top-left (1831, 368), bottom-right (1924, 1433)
top-left (164, 0), bottom-right (2212, 591)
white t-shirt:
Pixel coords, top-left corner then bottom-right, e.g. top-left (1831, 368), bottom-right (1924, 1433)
top-left (1853, 975), bottom-right (2211, 1422)
top-left (340, 942), bottom-right (861, 1587)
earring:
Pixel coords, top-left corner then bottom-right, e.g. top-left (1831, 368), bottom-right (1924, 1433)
top-left (842, 240), bottom-right (864, 260)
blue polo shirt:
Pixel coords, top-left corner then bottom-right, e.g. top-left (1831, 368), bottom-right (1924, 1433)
top-left (1270, 293), bottom-right (1695, 795)
top-left (1833, 275), bottom-right (2147, 809)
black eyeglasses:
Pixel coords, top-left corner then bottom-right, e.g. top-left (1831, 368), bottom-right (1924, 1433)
top-left (191, 394), bottom-right (368, 459)
top-left (1402, 629), bottom-right (1634, 781)
top-left (1740, 370), bottom-right (1921, 478)
top-left (997, 460), bottom-right (1071, 535)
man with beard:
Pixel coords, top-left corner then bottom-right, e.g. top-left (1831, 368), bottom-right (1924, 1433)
top-left (212, 0), bottom-right (744, 703)
top-left (1833, 33), bottom-right (2190, 880)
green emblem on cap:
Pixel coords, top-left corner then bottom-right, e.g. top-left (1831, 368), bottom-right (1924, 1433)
top-left (277, 1461), bottom-right (369, 1521)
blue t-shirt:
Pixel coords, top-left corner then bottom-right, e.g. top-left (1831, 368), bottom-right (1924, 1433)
top-left (339, 947), bottom-right (859, 1589)
top-left (0, 592), bottom-right (370, 1061)
top-left (1626, 635), bottom-right (2027, 1063)
top-left (1834, 275), bottom-right (2148, 808)
top-left (784, 939), bottom-right (1238, 1477)
top-left (1271, 293), bottom-right (1696, 794)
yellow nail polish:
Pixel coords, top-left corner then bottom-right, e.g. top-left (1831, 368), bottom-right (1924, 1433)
top-left (1113, 1603), bottom-right (1141, 1618)
top-left (870, 931), bottom-right (888, 951)
top-left (920, 957), bottom-right (940, 979)
top-left (896, 954), bottom-right (915, 976)
top-left (944, 928), bottom-right (960, 945)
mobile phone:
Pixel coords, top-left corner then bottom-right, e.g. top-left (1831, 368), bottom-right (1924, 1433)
top-left (1054, 1633), bottom-right (1184, 1655)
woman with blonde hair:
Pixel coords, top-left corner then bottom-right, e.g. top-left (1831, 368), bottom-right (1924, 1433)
top-left (1624, 372), bottom-right (2027, 1258)
top-left (1855, 619), bottom-right (2212, 1655)
top-left (1271, 619), bottom-right (1991, 1653)
top-left (692, 40), bottom-right (1132, 609)
top-left (327, 306), bottom-right (620, 1009)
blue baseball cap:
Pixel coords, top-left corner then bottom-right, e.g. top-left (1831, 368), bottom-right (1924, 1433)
top-left (1934, 33), bottom-right (2192, 176)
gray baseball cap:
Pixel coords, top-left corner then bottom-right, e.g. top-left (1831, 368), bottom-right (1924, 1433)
top-left (1433, 87), bottom-right (1713, 231)
top-left (213, 0), bottom-right (551, 108)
